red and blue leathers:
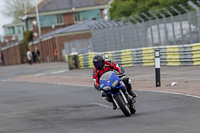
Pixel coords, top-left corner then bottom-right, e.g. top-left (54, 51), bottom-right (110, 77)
top-left (93, 60), bottom-right (120, 87)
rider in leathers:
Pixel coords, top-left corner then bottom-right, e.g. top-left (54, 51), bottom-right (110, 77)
top-left (92, 54), bottom-right (137, 110)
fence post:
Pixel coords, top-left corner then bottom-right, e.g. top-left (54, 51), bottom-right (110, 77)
top-left (110, 21), bottom-right (118, 51)
top-left (136, 14), bottom-right (147, 47)
top-left (179, 4), bottom-right (192, 44)
top-left (196, 1), bottom-right (200, 43)
top-left (98, 22), bottom-right (109, 51)
top-left (115, 20), bottom-right (122, 51)
top-left (149, 11), bottom-right (162, 46)
top-left (171, 6), bottom-right (184, 45)
top-left (188, 1), bottom-right (200, 43)
top-left (156, 10), bottom-right (169, 45)
top-left (155, 49), bottom-right (161, 87)
top-left (163, 8), bottom-right (176, 45)
top-left (129, 16), bottom-right (142, 48)
top-left (142, 12), bottom-right (154, 46)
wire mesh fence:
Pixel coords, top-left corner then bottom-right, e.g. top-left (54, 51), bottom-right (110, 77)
top-left (90, 9), bottom-right (200, 53)
top-left (64, 39), bottom-right (93, 55)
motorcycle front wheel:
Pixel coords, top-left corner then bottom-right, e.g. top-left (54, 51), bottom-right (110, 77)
top-left (114, 95), bottom-right (131, 117)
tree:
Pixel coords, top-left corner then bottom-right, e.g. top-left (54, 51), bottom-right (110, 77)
top-left (22, 31), bottom-right (33, 63)
top-left (1, 0), bottom-right (32, 22)
top-left (110, 0), bottom-right (196, 20)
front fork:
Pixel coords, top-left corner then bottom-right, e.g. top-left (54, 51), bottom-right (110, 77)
top-left (111, 90), bottom-right (129, 109)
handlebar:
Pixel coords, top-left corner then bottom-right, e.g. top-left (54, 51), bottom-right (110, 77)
top-left (118, 74), bottom-right (126, 78)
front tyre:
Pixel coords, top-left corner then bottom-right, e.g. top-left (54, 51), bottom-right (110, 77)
top-left (114, 95), bottom-right (131, 117)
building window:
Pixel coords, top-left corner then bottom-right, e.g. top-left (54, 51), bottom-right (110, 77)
top-left (81, 11), bottom-right (90, 21)
top-left (18, 28), bottom-right (21, 34)
top-left (15, 26), bottom-right (25, 41)
top-left (46, 15), bottom-right (55, 26)
top-left (91, 9), bottom-right (101, 19)
top-left (6, 27), bottom-right (15, 35)
top-left (39, 16), bottom-right (46, 27)
top-left (39, 14), bottom-right (63, 27)
top-left (74, 12), bottom-right (81, 22)
top-left (74, 9), bottom-right (101, 22)
top-left (56, 14), bottom-right (63, 24)
top-left (28, 19), bottom-right (33, 31)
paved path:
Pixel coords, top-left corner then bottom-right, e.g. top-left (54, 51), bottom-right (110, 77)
top-left (1, 63), bottom-right (200, 133)
top-left (4, 63), bottom-right (200, 97)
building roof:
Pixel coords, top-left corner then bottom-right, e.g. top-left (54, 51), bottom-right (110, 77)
top-left (58, 19), bottom-right (99, 34)
top-left (40, 28), bottom-right (64, 39)
top-left (40, 19), bottom-right (123, 40)
top-left (3, 22), bottom-right (25, 28)
top-left (30, 0), bottom-right (111, 13)
top-left (37, 19), bottom-right (126, 41)
top-left (31, 19), bottom-right (101, 44)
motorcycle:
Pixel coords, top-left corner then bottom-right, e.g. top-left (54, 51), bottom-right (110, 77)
top-left (100, 71), bottom-right (136, 117)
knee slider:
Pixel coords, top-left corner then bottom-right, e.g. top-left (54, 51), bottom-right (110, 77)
top-left (128, 79), bottom-right (131, 84)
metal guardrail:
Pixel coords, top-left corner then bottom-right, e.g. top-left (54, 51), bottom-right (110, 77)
top-left (75, 43), bottom-right (200, 69)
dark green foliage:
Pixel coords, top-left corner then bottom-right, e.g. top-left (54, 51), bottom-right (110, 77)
top-left (22, 31), bottom-right (33, 62)
top-left (23, 31), bottom-right (33, 52)
top-left (110, 0), bottom-right (198, 20)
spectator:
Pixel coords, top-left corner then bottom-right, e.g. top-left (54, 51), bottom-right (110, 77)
top-left (27, 49), bottom-right (32, 65)
top-left (32, 47), bottom-right (40, 63)
top-left (1, 52), bottom-right (4, 66)
top-left (54, 48), bottom-right (58, 61)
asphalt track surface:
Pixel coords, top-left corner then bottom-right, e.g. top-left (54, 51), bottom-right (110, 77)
top-left (0, 63), bottom-right (200, 133)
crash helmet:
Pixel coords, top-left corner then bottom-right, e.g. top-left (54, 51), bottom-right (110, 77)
top-left (93, 54), bottom-right (105, 70)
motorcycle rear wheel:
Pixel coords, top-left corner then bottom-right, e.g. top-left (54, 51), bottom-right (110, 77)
top-left (114, 95), bottom-right (131, 117)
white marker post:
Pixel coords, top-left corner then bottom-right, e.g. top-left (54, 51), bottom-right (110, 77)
top-left (104, 53), bottom-right (109, 61)
top-left (155, 49), bottom-right (161, 87)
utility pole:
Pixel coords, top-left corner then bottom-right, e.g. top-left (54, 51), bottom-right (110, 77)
top-left (35, 0), bottom-right (41, 38)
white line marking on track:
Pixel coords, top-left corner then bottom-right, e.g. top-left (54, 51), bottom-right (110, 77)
top-left (90, 102), bottom-right (112, 109)
top-left (137, 90), bottom-right (200, 99)
top-left (51, 70), bottom-right (68, 74)
top-left (49, 83), bottom-right (200, 99)
top-left (34, 74), bottom-right (45, 77)
top-left (53, 83), bottom-right (92, 88)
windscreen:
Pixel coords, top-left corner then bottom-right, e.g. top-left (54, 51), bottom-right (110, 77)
top-left (100, 71), bottom-right (114, 81)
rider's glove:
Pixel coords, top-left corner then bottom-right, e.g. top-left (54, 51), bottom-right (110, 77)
top-left (114, 69), bottom-right (119, 75)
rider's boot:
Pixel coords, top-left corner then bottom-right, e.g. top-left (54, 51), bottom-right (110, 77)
top-left (123, 78), bottom-right (137, 98)
top-left (129, 90), bottom-right (137, 99)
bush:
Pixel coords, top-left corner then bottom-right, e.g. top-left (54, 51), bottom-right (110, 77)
top-left (22, 31), bottom-right (33, 62)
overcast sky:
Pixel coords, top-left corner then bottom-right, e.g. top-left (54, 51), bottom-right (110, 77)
top-left (0, 0), bottom-right (43, 37)
top-left (0, 0), bottom-right (13, 36)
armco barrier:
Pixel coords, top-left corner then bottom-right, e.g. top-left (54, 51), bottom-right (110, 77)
top-left (141, 47), bottom-right (155, 66)
top-left (166, 45), bottom-right (181, 66)
top-left (192, 44), bottom-right (200, 65)
top-left (73, 43), bottom-right (200, 69)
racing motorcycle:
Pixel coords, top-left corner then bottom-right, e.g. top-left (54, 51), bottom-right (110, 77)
top-left (100, 71), bottom-right (136, 117)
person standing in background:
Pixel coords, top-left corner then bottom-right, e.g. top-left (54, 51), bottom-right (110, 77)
top-left (27, 49), bottom-right (32, 65)
top-left (1, 52), bottom-right (4, 66)
top-left (32, 50), bottom-right (36, 63)
top-left (54, 48), bottom-right (58, 61)
top-left (33, 47), bottom-right (40, 63)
